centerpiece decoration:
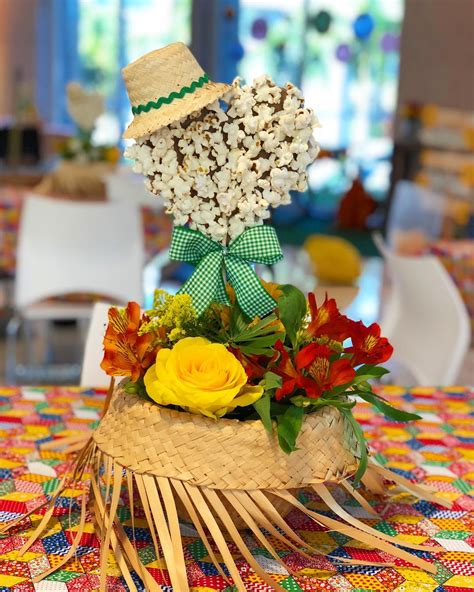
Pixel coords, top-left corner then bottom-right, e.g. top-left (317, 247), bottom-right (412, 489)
top-left (35, 82), bottom-right (120, 197)
top-left (4, 43), bottom-right (449, 592)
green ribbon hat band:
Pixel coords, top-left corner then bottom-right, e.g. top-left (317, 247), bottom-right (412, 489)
top-left (169, 225), bottom-right (283, 319)
top-left (131, 74), bottom-right (210, 115)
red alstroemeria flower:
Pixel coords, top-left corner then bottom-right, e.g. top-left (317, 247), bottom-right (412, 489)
top-left (306, 293), bottom-right (353, 342)
top-left (296, 343), bottom-right (356, 396)
top-left (101, 302), bottom-right (156, 382)
top-left (273, 341), bottom-right (320, 400)
top-left (346, 321), bottom-right (393, 366)
top-left (229, 347), bottom-right (276, 381)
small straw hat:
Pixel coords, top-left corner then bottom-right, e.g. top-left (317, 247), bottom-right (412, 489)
top-left (122, 42), bottom-right (230, 139)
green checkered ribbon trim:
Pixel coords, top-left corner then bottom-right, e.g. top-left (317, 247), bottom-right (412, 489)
top-left (131, 74), bottom-right (209, 115)
top-left (169, 225), bottom-right (283, 318)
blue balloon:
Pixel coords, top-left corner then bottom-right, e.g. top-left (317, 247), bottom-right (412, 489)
top-left (229, 41), bottom-right (244, 61)
top-left (353, 13), bottom-right (374, 40)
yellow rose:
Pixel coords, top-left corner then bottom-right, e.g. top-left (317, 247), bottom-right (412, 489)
top-left (144, 337), bottom-right (263, 418)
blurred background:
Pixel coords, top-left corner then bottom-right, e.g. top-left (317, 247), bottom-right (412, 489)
top-left (0, 0), bottom-right (472, 387)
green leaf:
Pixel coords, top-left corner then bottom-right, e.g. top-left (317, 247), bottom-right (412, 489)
top-left (349, 374), bottom-right (386, 388)
top-left (264, 371), bottom-right (282, 391)
top-left (124, 380), bottom-right (138, 394)
top-left (289, 395), bottom-right (315, 408)
top-left (253, 393), bottom-right (273, 433)
top-left (341, 409), bottom-right (368, 486)
top-left (227, 312), bottom-right (284, 356)
top-left (276, 406), bottom-right (305, 454)
top-left (269, 401), bottom-right (292, 417)
top-left (356, 365), bottom-right (390, 377)
top-left (230, 302), bottom-right (249, 333)
top-left (277, 284), bottom-right (307, 347)
top-left (238, 334), bottom-right (283, 356)
top-left (357, 391), bottom-right (421, 422)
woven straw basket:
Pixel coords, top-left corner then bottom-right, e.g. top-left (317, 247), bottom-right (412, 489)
top-left (93, 386), bottom-right (359, 490)
top-left (93, 386), bottom-right (359, 528)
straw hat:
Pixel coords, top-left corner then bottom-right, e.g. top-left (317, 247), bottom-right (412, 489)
top-left (122, 42), bottom-right (230, 139)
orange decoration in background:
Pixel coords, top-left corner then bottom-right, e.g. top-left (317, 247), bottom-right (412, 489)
top-left (336, 177), bottom-right (377, 230)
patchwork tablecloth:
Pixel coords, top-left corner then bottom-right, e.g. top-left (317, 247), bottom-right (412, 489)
top-left (0, 385), bottom-right (473, 591)
top-left (429, 240), bottom-right (474, 343)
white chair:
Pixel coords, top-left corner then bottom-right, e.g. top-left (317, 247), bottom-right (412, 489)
top-left (386, 180), bottom-right (444, 252)
top-left (105, 167), bottom-right (163, 210)
top-left (374, 234), bottom-right (470, 386)
top-left (6, 195), bottom-right (144, 384)
top-left (80, 302), bottom-right (113, 388)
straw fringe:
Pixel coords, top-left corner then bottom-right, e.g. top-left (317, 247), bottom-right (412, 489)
top-left (0, 386), bottom-right (452, 590)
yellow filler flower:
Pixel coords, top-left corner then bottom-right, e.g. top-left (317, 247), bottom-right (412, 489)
top-left (144, 337), bottom-right (263, 418)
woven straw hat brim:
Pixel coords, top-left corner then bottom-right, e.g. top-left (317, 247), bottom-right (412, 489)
top-left (123, 81), bottom-right (230, 139)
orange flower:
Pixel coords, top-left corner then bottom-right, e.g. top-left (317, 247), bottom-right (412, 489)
top-left (273, 341), bottom-right (356, 400)
top-left (296, 343), bottom-right (356, 396)
top-left (230, 347), bottom-right (277, 381)
top-left (306, 293), bottom-right (353, 342)
top-left (346, 321), bottom-right (393, 366)
top-left (100, 302), bottom-right (156, 382)
top-left (273, 341), bottom-right (320, 400)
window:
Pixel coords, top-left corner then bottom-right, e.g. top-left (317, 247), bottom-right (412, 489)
top-left (39, 0), bottom-right (191, 137)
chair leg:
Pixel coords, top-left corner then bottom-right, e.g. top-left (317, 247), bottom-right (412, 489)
top-left (23, 319), bottom-right (35, 368)
top-left (5, 315), bottom-right (22, 386)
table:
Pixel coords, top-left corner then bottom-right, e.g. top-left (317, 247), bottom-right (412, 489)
top-left (0, 386), bottom-right (473, 591)
top-left (0, 186), bottom-right (172, 276)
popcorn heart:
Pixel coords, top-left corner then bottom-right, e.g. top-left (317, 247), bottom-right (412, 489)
top-left (125, 76), bottom-right (320, 244)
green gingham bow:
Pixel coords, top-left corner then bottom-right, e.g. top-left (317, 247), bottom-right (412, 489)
top-left (169, 225), bottom-right (283, 318)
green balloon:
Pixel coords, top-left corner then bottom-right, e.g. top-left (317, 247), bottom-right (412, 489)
top-left (311, 10), bottom-right (332, 34)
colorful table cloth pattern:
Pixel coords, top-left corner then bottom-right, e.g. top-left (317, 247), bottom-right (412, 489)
top-left (429, 240), bottom-right (474, 343)
top-left (0, 186), bottom-right (172, 275)
top-left (0, 385), bottom-right (473, 591)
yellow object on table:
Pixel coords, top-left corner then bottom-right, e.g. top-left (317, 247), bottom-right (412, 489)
top-left (304, 234), bottom-right (362, 286)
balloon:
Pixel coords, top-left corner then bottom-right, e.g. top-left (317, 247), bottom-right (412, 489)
top-left (251, 18), bottom-right (268, 40)
top-left (353, 13), bottom-right (374, 40)
top-left (380, 32), bottom-right (400, 53)
top-left (229, 41), bottom-right (244, 61)
top-left (335, 43), bottom-right (352, 62)
top-left (311, 10), bottom-right (332, 34)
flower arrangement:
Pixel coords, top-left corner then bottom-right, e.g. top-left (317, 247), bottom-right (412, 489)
top-left (58, 82), bottom-right (120, 164)
top-left (112, 60), bottom-right (420, 485)
top-left (101, 285), bottom-right (418, 483)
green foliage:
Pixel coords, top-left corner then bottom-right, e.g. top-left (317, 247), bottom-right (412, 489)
top-left (277, 406), bottom-right (305, 454)
top-left (123, 377), bottom-right (149, 400)
top-left (263, 371), bottom-right (282, 391)
top-left (356, 391), bottom-right (421, 422)
top-left (277, 284), bottom-right (307, 347)
top-left (253, 372), bottom-right (285, 433)
top-left (225, 305), bottom-right (285, 356)
top-left (341, 409), bottom-right (368, 486)
top-left (253, 393), bottom-right (272, 433)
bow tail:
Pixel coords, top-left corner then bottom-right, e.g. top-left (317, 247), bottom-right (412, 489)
top-left (179, 251), bottom-right (230, 315)
top-left (225, 257), bottom-right (277, 319)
